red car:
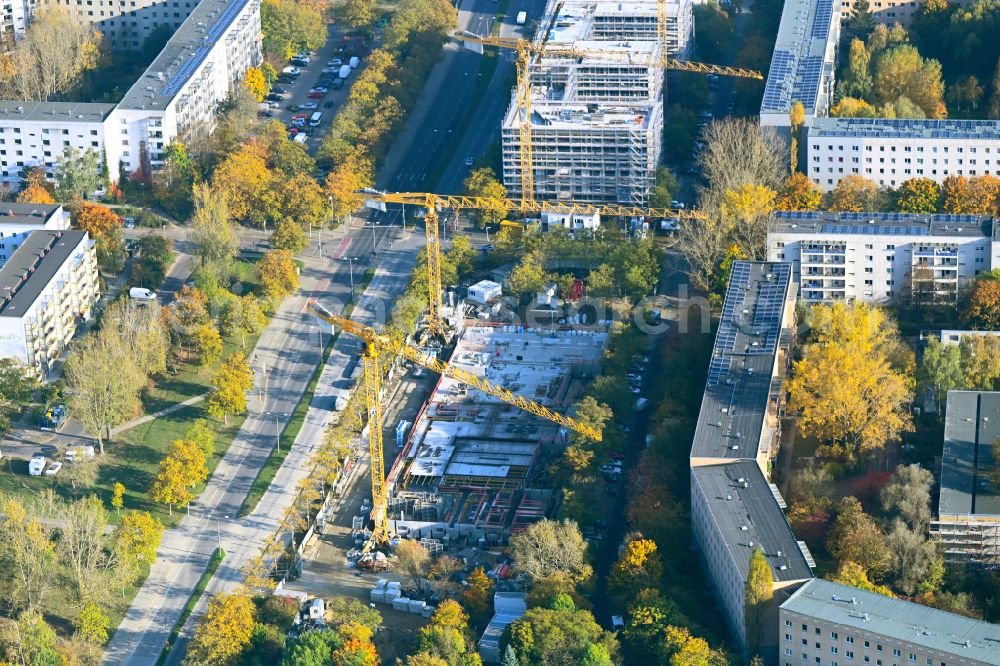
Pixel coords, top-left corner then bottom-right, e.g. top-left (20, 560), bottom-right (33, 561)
top-left (308, 89), bottom-right (324, 98)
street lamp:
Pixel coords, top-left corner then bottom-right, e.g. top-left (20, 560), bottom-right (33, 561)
top-left (266, 412), bottom-right (289, 451)
top-left (216, 515), bottom-right (228, 549)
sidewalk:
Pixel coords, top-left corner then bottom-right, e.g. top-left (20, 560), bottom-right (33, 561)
top-left (110, 394), bottom-right (206, 437)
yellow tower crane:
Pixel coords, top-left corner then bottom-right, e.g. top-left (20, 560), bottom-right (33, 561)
top-left (309, 301), bottom-right (602, 551)
top-left (455, 34), bottom-right (763, 204)
top-left (360, 189), bottom-right (704, 338)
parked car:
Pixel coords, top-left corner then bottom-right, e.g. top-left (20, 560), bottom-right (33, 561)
top-left (332, 78), bottom-right (344, 90)
top-left (65, 446), bottom-right (95, 462)
top-left (272, 86), bottom-right (288, 94)
top-left (329, 58), bottom-right (342, 67)
top-left (307, 89), bottom-right (325, 98)
top-left (464, 156), bottom-right (474, 166)
top-left (44, 462), bottom-right (62, 476)
top-left (281, 66), bottom-right (300, 76)
top-left (265, 93), bottom-right (284, 102)
top-left (299, 101), bottom-right (319, 110)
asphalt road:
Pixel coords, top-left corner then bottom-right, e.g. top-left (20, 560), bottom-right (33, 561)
top-left (104, 216), bottom-right (414, 666)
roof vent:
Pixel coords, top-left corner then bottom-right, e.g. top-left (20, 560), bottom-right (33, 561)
top-left (737, 477), bottom-right (745, 483)
top-left (776, 550), bottom-right (782, 557)
top-left (726, 494), bottom-right (732, 501)
top-left (740, 525), bottom-right (748, 531)
top-left (779, 565), bottom-right (788, 571)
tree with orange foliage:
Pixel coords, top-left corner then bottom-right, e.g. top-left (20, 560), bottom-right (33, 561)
top-left (829, 175), bottom-right (883, 212)
top-left (211, 143), bottom-right (275, 228)
top-left (938, 175), bottom-right (1000, 214)
top-left (332, 622), bottom-right (379, 666)
top-left (16, 184), bottom-right (55, 204)
top-left (75, 201), bottom-right (124, 271)
top-left (776, 173), bottom-right (822, 211)
top-left (962, 272), bottom-right (1000, 330)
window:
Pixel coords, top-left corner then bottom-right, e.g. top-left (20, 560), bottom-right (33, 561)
top-left (908, 655), bottom-right (916, 663)
top-left (847, 651), bottom-right (854, 660)
top-left (832, 632), bottom-right (839, 640)
top-left (833, 647), bottom-right (839, 655)
top-left (892, 649), bottom-right (900, 657)
top-left (802, 624), bottom-right (809, 631)
top-left (786, 634), bottom-right (792, 642)
top-left (865, 642), bottom-right (871, 649)
top-left (785, 620), bottom-right (793, 628)
top-left (786, 649), bottom-right (793, 657)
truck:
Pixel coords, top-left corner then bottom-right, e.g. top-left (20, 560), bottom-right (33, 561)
top-left (338, 64), bottom-right (352, 80)
top-left (128, 287), bottom-right (157, 301)
top-left (516, 10), bottom-right (527, 24)
top-left (332, 388), bottom-right (351, 411)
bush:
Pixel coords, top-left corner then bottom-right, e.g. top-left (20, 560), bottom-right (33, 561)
top-left (129, 235), bottom-right (175, 289)
top-left (254, 595), bottom-right (299, 632)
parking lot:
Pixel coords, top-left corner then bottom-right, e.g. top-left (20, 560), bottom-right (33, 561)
top-left (260, 23), bottom-right (374, 154)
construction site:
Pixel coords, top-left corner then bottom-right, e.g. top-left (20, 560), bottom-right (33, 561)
top-left (382, 323), bottom-right (609, 548)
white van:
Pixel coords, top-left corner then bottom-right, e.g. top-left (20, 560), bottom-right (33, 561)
top-left (349, 56), bottom-right (360, 69)
top-left (129, 287), bottom-right (157, 301)
top-left (28, 455), bottom-right (47, 476)
top-left (65, 445), bottom-right (96, 462)
top-left (293, 133), bottom-right (308, 144)
top-left (309, 111), bottom-right (323, 127)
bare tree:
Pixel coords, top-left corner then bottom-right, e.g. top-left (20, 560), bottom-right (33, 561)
top-left (676, 210), bottom-right (731, 292)
top-left (0, 8), bottom-right (102, 101)
top-left (509, 518), bottom-right (592, 584)
top-left (880, 464), bottom-right (934, 531)
top-left (56, 496), bottom-right (114, 607)
top-left (698, 118), bottom-right (788, 194)
top-left (394, 539), bottom-right (430, 589)
top-left (101, 299), bottom-right (169, 378)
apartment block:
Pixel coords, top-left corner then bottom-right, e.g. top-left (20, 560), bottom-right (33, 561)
top-left (689, 262), bottom-right (813, 661)
top-left (930, 391), bottom-right (1000, 569)
top-left (53, 0), bottom-right (199, 50)
top-left (1, 0), bottom-right (33, 49)
top-left (0, 203), bottom-right (71, 267)
top-left (808, 118), bottom-right (1000, 191)
top-left (839, 0), bottom-right (973, 26)
top-left (760, 0), bottom-right (840, 132)
top-left (0, 102), bottom-right (115, 188)
top-left (780, 578), bottom-right (1000, 666)
top-left (766, 211), bottom-right (1000, 305)
top-left (0, 0), bottom-right (261, 188)
top-left (938, 329), bottom-right (1000, 345)
top-left (501, 101), bottom-right (662, 205)
top-left (0, 230), bottom-right (99, 378)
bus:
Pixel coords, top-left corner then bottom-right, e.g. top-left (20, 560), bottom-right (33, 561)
top-left (309, 111), bottom-right (322, 127)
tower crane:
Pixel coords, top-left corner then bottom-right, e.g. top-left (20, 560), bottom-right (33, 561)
top-left (309, 301), bottom-right (602, 551)
top-left (360, 188), bottom-right (704, 338)
top-left (455, 34), bottom-right (763, 204)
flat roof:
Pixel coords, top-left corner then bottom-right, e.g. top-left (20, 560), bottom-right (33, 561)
top-left (810, 117), bottom-right (1000, 140)
top-left (0, 203), bottom-right (62, 226)
top-left (505, 100), bottom-right (656, 129)
top-left (0, 101), bottom-right (115, 124)
top-left (690, 262), bottom-right (792, 461)
top-left (782, 578), bottom-right (1000, 662)
top-left (0, 230), bottom-right (88, 318)
top-left (119, 0), bottom-right (252, 110)
top-left (692, 461), bottom-right (813, 582)
top-left (761, 0), bottom-right (838, 114)
top-left (938, 391), bottom-right (1000, 518)
top-left (770, 211), bottom-right (996, 239)
top-left (939, 330), bottom-right (1000, 345)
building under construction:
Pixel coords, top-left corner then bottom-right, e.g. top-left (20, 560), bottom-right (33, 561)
top-left (385, 324), bottom-right (608, 545)
top-left (501, 0), bottom-right (688, 204)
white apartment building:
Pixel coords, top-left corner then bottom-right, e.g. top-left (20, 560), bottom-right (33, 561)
top-left (939, 329), bottom-right (1000, 345)
top-left (767, 211), bottom-right (1000, 305)
top-left (760, 0), bottom-right (841, 132)
top-left (0, 229), bottom-right (99, 378)
top-left (0, 0), bottom-right (261, 188)
top-left (0, 102), bottom-right (115, 188)
top-left (501, 101), bottom-right (663, 204)
top-left (839, 0), bottom-right (973, 26)
top-left (0, 203), bottom-right (70, 267)
top-left (54, 0), bottom-right (200, 50)
top-left (780, 579), bottom-right (1000, 666)
top-left (1, 0), bottom-right (33, 49)
top-left (808, 118), bottom-right (1000, 191)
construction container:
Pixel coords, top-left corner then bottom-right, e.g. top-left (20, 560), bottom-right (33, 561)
top-left (408, 599), bottom-right (426, 614)
top-left (384, 587), bottom-right (402, 600)
top-left (370, 589), bottom-right (385, 604)
top-left (375, 579), bottom-right (387, 589)
top-left (392, 597), bottom-right (410, 612)
top-left (421, 605), bottom-right (435, 618)
top-left (386, 581), bottom-right (401, 590)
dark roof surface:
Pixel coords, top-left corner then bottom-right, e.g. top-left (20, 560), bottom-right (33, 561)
top-left (939, 391), bottom-right (1000, 517)
top-left (0, 230), bottom-right (88, 318)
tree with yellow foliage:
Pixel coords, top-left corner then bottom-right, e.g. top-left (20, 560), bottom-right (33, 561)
top-left (257, 249), bottom-right (299, 306)
top-left (325, 147), bottom-right (373, 221)
top-left (721, 183), bottom-right (776, 258)
top-left (608, 533), bottom-right (662, 600)
top-left (942, 174), bottom-right (1000, 214)
top-left (744, 548), bottom-right (773, 653)
top-left (830, 96), bottom-right (879, 118)
top-left (207, 353), bottom-right (254, 424)
top-left (243, 66), bottom-right (267, 102)
top-left (211, 144), bottom-right (274, 228)
top-left (787, 302), bottom-right (913, 463)
top-left (830, 561), bottom-right (895, 597)
top-left (185, 593), bottom-right (255, 666)
top-left (895, 177), bottom-right (940, 213)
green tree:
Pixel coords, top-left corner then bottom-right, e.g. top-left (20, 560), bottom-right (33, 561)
top-left (508, 252), bottom-right (549, 295)
top-left (224, 294), bottom-right (267, 349)
top-left (873, 45), bottom-right (946, 118)
top-left (648, 167), bottom-right (679, 209)
top-left (827, 496), bottom-right (892, 580)
top-left (54, 146), bottom-right (102, 200)
top-left (989, 56), bottom-right (1000, 119)
top-left (463, 167), bottom-right (508, 227)
top-left (744, 548), bottom-right (774, 652)
top-left (0, 358), bottom-right (35, 433)
top-left (918, 337), bottom-right (963, 407)
top-left (895, 177), bottom-right (941, 212)
top-left (608, 534), bottom-right (662, 601)
top-left (75, 602), bottom-right (110, 644)
top-left (501, 646), bottom-right (520, 666)
top-left (509, 518), bottom-right (592, 584)
top-left (190, 181), bottom-right (238, 273)
top-left (848, 0), bottom-right (875, 41)
top-left (260, 0), bottom-right (326, 61)
top-left (12, 610), bottom-right (61, 666)
top-left (280, 628), bottom-right (341, 666)
top-left (341, 0), bottom-right (376, 28)
top-left (271, 217), bottom-right (308, 254)
top-left (947, 75), bottom-right (984, 113)
top-left (507, 607), bottom-right (618, 666)
top-left (959, 334), bottom-right (1000, 390)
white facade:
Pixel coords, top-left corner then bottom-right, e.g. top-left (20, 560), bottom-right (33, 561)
top-left (0, 203), bottom-right (71, 266)
top-left (939, 329), bottom-right (1000, 345)
top-left (808, 118), bottom-right (1000, 191)
top-left (0, 0), bottom-right (262, 188)
top-left (540, 210), bottom-right (600, 232)
top-left (760, 0), bottom-right (841, 131)
top-left (58, 0), bottom-right (199, 50)
top-left (767, 211), bottom-right (1000, 305)
top-left (1, 0), bottom-right (33, 49)
top-left (0, 230), bottom-right (99, 378)
top-left (466, 280), bottom-right (502, 304)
